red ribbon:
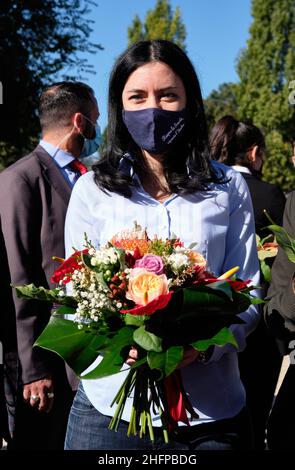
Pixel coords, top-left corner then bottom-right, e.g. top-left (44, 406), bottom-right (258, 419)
top-left (164, 370), bottom-right (190, 427)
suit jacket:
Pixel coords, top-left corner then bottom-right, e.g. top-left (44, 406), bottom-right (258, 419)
top-left (265, 191), bottom-right (295, 341)
top-left (241, 173), bottom-right (286, 238)
top-left (0, 145), bottom-right (72, 385)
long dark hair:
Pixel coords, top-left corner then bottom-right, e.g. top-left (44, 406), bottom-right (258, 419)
top-left (210, 115), bottom-right (265, 169)
top-left (94, 40), bottom-right (225, 197)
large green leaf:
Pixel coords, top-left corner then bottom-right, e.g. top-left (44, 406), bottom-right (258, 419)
top-left (124, 313), bottom-right (146, 327)
top-left (14, 284), bottom-right (77, 307)
top-left (35, 316), bottom-right (107, 375)
top-left (133, 326), bottom-right (162, 352)
top-left (190, 327), bottom-right (238, 351)
top-left (147, 286), bottom-right (245, 348)
top-left (206, 281), bottom-right (233, 300)
top-left (54, 306), bottom-right (76, 315)
top-left (81, 326), bottom-right (134, 379)
top-left (147, 346), bottom-right (183, 377)
top-left (267, 224), bottom-right (295, 263)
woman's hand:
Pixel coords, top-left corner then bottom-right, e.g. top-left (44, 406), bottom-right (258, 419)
top-left (126, 346), bottom-right (138, 366)
top-left (178, 346), bottom-right (199, 368)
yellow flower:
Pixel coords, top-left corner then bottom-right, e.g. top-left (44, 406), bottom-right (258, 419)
top-left (126, 269), bottom-right (169, 306)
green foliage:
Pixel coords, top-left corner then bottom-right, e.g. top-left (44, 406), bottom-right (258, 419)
top-left (191, 327), bottom-right (238, 351)
top-left (236, 0), bottom-right (295, 191)
top-left (133, 326), bottom-right (163, 352)
top-left (128, 0), bottom-right (186, 51)
top-left (14, 283), bottom-right (77, 307)
top-left (35, 316), bottom-right (108, 375)
top-left (0, 1), bottom-right (102, 169)
top-left (267, 222), bottom-right (295, 263)
top-left (204, 82), bottom-right (241, 131)
top-left (147, 346), bottom-right (183, 377)
top-left (263, 131), bottom-right (295, 191)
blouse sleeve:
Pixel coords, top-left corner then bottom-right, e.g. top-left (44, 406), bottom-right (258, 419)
top-left (208, 170), bottom-right (261, 362)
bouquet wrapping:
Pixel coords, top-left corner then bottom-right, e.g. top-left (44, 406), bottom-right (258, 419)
top-left (15, 223), bottom-right (260, 442)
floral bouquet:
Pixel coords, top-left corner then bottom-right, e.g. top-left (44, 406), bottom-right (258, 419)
top-left (15, 223), bottom-right (260, 442)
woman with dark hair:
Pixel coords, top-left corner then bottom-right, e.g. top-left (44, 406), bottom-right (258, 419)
top-left (64, 40), bottom-right (259, 450)
top-left (210, 115), bottom-right (286, 238)
top-left (210, 115), bottom-right (285, 449)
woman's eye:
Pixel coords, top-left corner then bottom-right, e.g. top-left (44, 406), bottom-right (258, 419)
top-left (161, 93), bottom-right (177, 99)
top-left (129, 94), bottom-right (144, 101)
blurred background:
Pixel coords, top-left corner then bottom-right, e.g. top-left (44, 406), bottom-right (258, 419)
top-left (0, 0), bottom-right (295, 190)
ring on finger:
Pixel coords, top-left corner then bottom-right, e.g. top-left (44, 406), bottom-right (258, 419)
top-left (30, 395), bottom-right (40, 402)
top-left (47, 392), bottom-right (54, 399)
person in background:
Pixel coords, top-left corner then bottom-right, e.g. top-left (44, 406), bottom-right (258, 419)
top-left (210, 116), bottom-right (286, 238)
top-left (64, 40), bottom-right (260, 451)
top-left (264, 144), bottom-right (295, 449)
top-left (210, 115), bottom-right (285, 449)
top-left (0, 81), bottom-right (100, 449)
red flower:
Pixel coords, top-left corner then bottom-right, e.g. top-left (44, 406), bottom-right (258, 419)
top-left (51, 249), bottom-right (88, 284)
top-left (173, 238), bottom-right (184, 248)
top-left (125, 246), bottom-right (142, 268)
top-left (193, 275), bottom-right (250, 292)
top-left (228, 279), bottom-right (250, 291)
top-left (121, 291), bottom-right (173, 316)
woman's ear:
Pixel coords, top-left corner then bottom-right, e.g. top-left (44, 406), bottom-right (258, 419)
top-left (248, 145), bottom-right (263, 172)
top-left (247, 145), bottom-right (259, 163)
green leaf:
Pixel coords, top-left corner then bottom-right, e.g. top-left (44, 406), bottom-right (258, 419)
top-left (34, 316), bottom-right (107, 375)
top-left (13, 283), bottom-right (77, 307)
top-left (54, 305), bottom-right (76, 315)
top-left (206, 281), bottom-right (233, 300)
top-left (249, 297), bottom-right (265, 304)
top-left (94, 271), bottom-right (109, 289)
top-left (267, 224), bottom-right (295, 263)
top-left (133, 326), bottom-right (162, 352)
top-left (123, 313), bottom-right (146, 327)
top-left (147, 346), bottom-right (183, 377)
top-left (190, 327), bottom-right (238, 351)
top-left (81, 326), bottom-right (134, 379)
top-left (114, 247), bottom-right (126, 271)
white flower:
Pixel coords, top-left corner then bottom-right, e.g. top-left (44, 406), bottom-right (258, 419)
top-left (167, 253), bottom-right (189, 270)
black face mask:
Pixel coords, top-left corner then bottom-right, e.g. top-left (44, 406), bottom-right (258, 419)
top-left (122, 107), bottom-right (187, 154)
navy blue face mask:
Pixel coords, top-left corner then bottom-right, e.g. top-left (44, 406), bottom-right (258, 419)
top-left (122, 107), bottom-right (186, 154)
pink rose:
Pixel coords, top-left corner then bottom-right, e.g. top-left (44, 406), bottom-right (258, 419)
top-left (134, 254), bottom-right (164, 275)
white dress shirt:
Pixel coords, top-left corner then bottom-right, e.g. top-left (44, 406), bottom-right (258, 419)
top-left (64, 161), bottom-right (260, 425)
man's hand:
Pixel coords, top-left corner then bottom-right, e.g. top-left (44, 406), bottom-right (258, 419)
top-left (23, 378), bottom-right (54, 413)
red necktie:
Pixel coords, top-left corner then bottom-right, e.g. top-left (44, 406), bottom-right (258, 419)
top-left (69, 159), bottom-right (88, 176)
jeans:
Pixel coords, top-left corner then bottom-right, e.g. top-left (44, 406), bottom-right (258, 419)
top-left (65, 383), bottom-right (248, 450)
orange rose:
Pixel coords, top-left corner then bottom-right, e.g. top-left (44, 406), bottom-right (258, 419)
top-left (187, 251), bottom-right (207, 266)
top-left (126, 269), bottom-right (169, 306)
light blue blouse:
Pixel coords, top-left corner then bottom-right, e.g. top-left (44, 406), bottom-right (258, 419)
top-left (64, 161), bottom-right (260, 425)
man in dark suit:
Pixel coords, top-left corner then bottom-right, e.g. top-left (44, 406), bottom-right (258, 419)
top-left (265, 190), bottom-right (295, 449)
top-left (0, 81), bottom-right (100, 449)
